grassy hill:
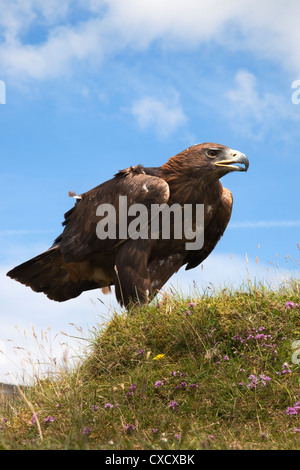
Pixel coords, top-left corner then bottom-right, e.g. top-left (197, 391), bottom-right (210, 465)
top-left (0, 279), bottom-right (299, 450)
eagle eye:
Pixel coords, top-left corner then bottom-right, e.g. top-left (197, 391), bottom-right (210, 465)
top-left (206, 149), bottom-right (219, 158)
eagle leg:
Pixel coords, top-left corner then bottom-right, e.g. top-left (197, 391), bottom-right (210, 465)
top-left (113, 240), bottom-right (152, 307)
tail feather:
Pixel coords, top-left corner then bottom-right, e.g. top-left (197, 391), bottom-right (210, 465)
top-left (7, 246), bottom-right (98, 302)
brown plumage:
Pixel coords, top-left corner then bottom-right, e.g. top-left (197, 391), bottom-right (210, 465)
top-left (7, 143), bottom-right (249, 307)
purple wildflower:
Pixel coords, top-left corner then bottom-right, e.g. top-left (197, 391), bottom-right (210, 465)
top-left (90, 405), bottom-right (99, 411)
top-left (285, 301), bottom-right (298, 309)
top-left (129, 383), bottom-right (137, 392)
top-left (104, 403), bottom-right (114, 409)
top-left (282, 363), bottom-right (292, 374)
top-left (233, 328), bottom-right (275, 347)
top-left (247, 374), bottom-right (259, 389)
top-left (247, 373), bottom-right (271, 389)
top-left (155, 380), bottom-right (163, 388)
top-left (188, 302), bottom-right (195, 308)
top-left (124, 424), bottom-right (136, 433)
top-left (138, 348), bottom-right (144, 354)
top-left (44, 416), bottom-right (54, 423)
top-left (259, 374), bottom-right (271, 386)
top-left (286, 407), bottom-right (298, 415)
top-left (189, 383), bottom-right (199, 389)
top-left (286, 402), bottom-right (300, 416)
top-left (255, 333), bottom-right (266, 340)
top-left (168, 401), bottom-right (179, 410)
top-left (176, 381), bottom-right (188, 390)
top-left (82, 426), bottom-right (92, 435)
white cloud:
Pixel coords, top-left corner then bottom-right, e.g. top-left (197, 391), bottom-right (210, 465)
top-left (131, 94), bottom-right (187, 138)
top-left (2, 1), bottom-right (300, 80)
top-left (226, 71), bottom-right (266, 121)
top-left (224, 70), bottom-right (289, 137)
top-left (230, 220), bottom-right (300, 229)
top-left (0, 0), bottom-right (72, 43)
top-left (0, 17), bottom-right (104, 79)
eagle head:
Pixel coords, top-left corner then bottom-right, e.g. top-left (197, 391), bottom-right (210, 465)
top-left (161, 143), bottom-right (249, 182)
top-left (188, 143), bottom-right (249, 176)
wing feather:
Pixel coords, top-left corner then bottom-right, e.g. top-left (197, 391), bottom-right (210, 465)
top-left (56, 167), bottom-right (170, 263)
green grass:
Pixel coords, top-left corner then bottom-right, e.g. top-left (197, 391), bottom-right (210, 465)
top-left (0, 279), bottom-right (299, 450)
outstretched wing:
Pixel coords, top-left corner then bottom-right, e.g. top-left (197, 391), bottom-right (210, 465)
top-left (55, 166), bottom-right (170, 263)
top-left (184, 187), bottom-right (233, 270)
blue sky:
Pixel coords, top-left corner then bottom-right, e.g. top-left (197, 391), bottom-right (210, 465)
top-left (0, 1), bottom-right (300, 382)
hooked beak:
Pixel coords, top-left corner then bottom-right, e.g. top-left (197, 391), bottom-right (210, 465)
top-left (215, 149), bottom-right (249, 172)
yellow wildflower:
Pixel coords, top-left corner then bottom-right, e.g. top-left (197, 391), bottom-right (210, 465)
top-left (153, 354), bottom-right (165, 360)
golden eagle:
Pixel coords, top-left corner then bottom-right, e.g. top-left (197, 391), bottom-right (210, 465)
top-left (7, 143), bottom-right (249, 307)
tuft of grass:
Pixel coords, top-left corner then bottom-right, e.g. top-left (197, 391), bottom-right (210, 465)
top-left (0, 280), bottom-right (299, 450)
